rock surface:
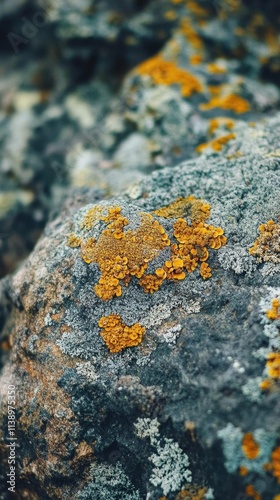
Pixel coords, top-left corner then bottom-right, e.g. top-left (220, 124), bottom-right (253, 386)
top-left (0, 1), bottom-right (280, 499)
top-left (0, 113), bottom-right (280, 498)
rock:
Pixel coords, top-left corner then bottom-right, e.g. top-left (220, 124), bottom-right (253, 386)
top-left (0, 0), bottom-right (279, 277)
top-left (0, 112), bottom-right (280, 498)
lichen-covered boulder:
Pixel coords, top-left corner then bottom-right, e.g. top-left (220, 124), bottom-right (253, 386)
top-left (0, 113), bottom-right (280, 498)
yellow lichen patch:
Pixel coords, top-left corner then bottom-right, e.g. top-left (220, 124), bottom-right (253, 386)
top-left (154, 196), bottom-right (210, 222)
top-left (207, 62), bottom-right (226, 74)
top-left (189, 54), bottom-right (203, 65)
top-left (259, 378), bottom-right (273, 392)
top-left (242, 433), bottom-right (260, 460)
top-left (266, 298), bottom-right (280, 320)
top-left (81, 205), bottom-right (104, 230)
top-left (79, 207), bottom-right (170, 300)
top-left (175, 484), bottom-right (207, 499)
top-left (271, 446), bottom-right (280, 483)
top-left (249, 219), bottom-right (280, 263)
top-left (209, 117), bottom-right (235, 135)
top-left (186, 1), bottom-right (209, 18)
top-left (136, 54), bottom-right (202, 98)
top-left (69, 198), bottom-right (226, 299)
top-left (200, 262), bottom-right (212, 279)
top-left (154, 196), bottom-right (226, 280)
top-left (98, 314), bottom-right (145, 353)
top-left (274, 496), bottom-right (280, 500)
top-left (180, 18), bottom-right (204, 50)
top-left (196, 133), bottom-right (236, 153)
top-left (266, 352), bottom-right (280, 379)
top-left (164, 10), bottom-right (177, 20)
top-left (139, 273), bottom-right (166, 293)
top-left (245, 485), bottom-right (261, 500)
top-left (201, 93), bottom-right (250, 113)
top-left (239, 465), bottom-right (248, 476)
top-left (171, 213), bottom-right (226, 279)
top-left (67, 233), bottom-right (82, 248)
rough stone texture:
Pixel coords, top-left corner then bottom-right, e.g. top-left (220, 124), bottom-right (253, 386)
top-left (0, 0), bottom-right (280, 498)
top-left (0, 113), bottom-right (280, 498)
top-left (0, 0), bottom-right (279, 276)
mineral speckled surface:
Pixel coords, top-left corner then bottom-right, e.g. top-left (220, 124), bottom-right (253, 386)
top-left (0, 0), bottom-right (280, 499)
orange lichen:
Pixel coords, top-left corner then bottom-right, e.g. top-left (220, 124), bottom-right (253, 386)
top-left (271, 446), bottom-right (280, 483)
top-left (266, 352), bottom-right (280, 379)
top-left (259, 378), bottom-right (273, 392)
top-left (264, 447), bottom-right (280, 484)
top-left (245, 485), bottom-right (261, 500)
top-left (200, 262), bottom-right (212, 279)
top-left (67, 233), bottom-right (82, 248)
top-left (186, 1), bottom-right (209, 18)
top-left (68, 198), bottom-right (226, 299)
top-left (209, 117), bottom-right (235, 135)
top-left (242, 433), bottom-right (260, 460)
top-left (98, 314), bottom-right (145, 353)
top-left (189, 54), bottom-right (203, 65)
top-left (196, 133), bottom-right (236, 153)
top-left (80, 208), bottom-right (170, 300)
top-left (81, 205), bottom-right (104, 230)
top-left (239, 465), bottom-right (249, 476)
top-left (249, 219), bottom-right (280, 263)
top-left (201, 93), bottom-right (250, 113)
top-left (266, 298), bottom-right (280, 320)
top-left (164, 10), bottom-right (177, 20)
top-left (180, 18), bottom-right (204, 50)
top-left (175, 485), bottom-right (207, 499)
top-left (136, 54), bottom-right (202, 97)
top-left (207, 63), bottom-right (226, 74)
top-left (153, 196), bottom-right (210, 222)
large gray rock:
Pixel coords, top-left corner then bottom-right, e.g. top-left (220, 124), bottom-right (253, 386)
top-left (0, 114), bottom-right (279, 498)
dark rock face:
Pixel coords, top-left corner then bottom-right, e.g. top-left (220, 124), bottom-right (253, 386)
top-left (0, 0), bottom-right (280, 499)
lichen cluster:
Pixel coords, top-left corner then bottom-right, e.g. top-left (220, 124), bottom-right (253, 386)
top-left (70, 198), bottom-right (226, 300)
top-left (98, 314), bottom-right (145, 353)
top-left (136, 54), bottom-right (202, 98)
top-left (249, 219), bottom-right (280, 263)
top-left (259, 295), bottom-right (280, 392)
top-left (79, 206), bottom-right (171, 301)
top-left (242, 433), bottom-right (260, 460)
top-left (196, 133), bottom-right (236, 153)
top-left (68, 197), bottom-right (226, 352)
top-left (200, 92), bottom-right (250, 114)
